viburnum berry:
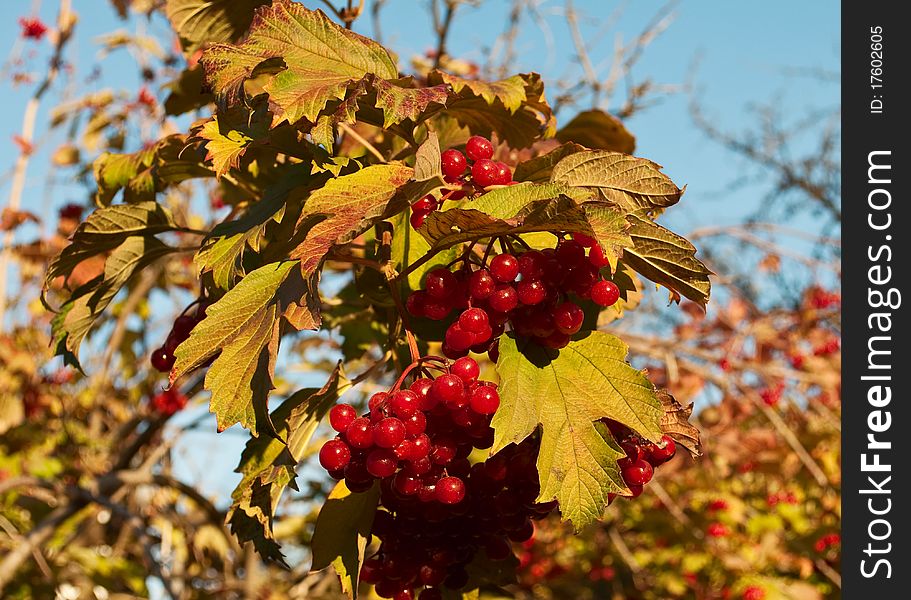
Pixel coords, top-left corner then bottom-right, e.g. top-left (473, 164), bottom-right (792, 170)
top-left (430, 374), bottom-right (467, 408)
top-left (552, 301), bottom-right (584, 335)
top-left (492, 161), bottom-right (512, 185)
top-left (707, 522), bottom-right (730, 538)
top-left (435, 476), bottom-right (466, 504)
top-left (490, 254), bottom-right (519, 282)
top-left (621, 459), bottom-right (654, 486)
top-left (470, 386), bottom-right (500, 415)
top-left (458, 307), bottom-right (489, 333)
top-left (150, 347), bottom-right (175, 372)
top-left (451, 356), bottom-right (480, 382)
top-left (150, 388), bottom-right (187, 416)
top-left (374, 417), bottom-right (406, 448)
top-left (19, 17), bottom-right (48, 40)
top-left (591, 279), bottom-right (621, 307)
top-left (467, 268), bottom-right (495, 299)
top-left (319, 439), bottom-right (351, 471)
top-left (647, 434), bottom-right (677, 463)
top-left (488, 285), bottom-right (518, 312)
top-left (58, 203), bottom-right (83, 220)
top-left (441, 149), bottom-right (467, 178)
top-left (588, 243), bottom-right (611, 268)
top-left (390, 390), bottom-right (421, 418)
top-left (329, 404), bottom-right (357, 432)
top-left (516, 279), bottom-right (546, 305)
top-left (345, 417), bottom-right (375, 449)
top-left (465, 135), bottom-right (494, 161)
top-left (471, 159), bottom-right (499, 187)
top-left (425, 268), bottom-right (459, 299)
top-left (742, 586), bottom-right (765, 600)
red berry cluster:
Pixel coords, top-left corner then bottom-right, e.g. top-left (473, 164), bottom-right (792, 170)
top-left (150, 388), bottom-right (187, 416)
top-left (759, 382), bottom-right (785, 407)
top-left (808, 287), bottom-right (841, 310)
top-left (19, 17), bottom-right (48, 40)
top-left (410, 135), bottom-right (514, 229)
top-left (742, 585), bottom-right (766, 600)
top-left (603, 420), bottom-right (676, 500)
top-left (813, 532), bottom-right (840, 553)
top-left (360, 438), bottom-right (555, 599)
top-left (150, 301), bottom-right (208, 373)
top-left (707, 498), bottom-right (729, 512)
top-left (319, 356), bottom-right (499, 499)
top-left (706, 522), bottom-right (730, 538)
top-left (812, 337), bottom-right (840, 356)
top-left (407, 234), bottom-right (620, 355)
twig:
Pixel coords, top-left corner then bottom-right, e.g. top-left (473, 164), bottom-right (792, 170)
top-left (815, 558), bottom-right (842, 589)
top-left (338, 122), bottom-right (385, 163)
top-left (432, 0), bottom-right (458, 70)
top-left (0, 514), bottom-right (52, 581)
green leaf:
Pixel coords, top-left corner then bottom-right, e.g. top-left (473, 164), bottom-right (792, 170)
top-left (622, 216), bottom-right (712, 307)
top-left (413, 131), bottom-right (443, 182)
top-left (228, 365), bottom-right (351, 562)
top-left (197, 118), bottom-right (253, 178)
top-left (310, 480), bottom-right (381, 599)
top-left (47, 201), bottom-right (180, 287)
top-left (166, 0), bottom-right (270, 54)
top-left (425, 72), bottom-right (555, 149)
top-left (513, 142), bottom-right (586, 183)
top-left (171, 260), bottom-right (316, 433)
top-left (556, 109), bottom-right (636, 154)
top-left (551, 150), bottom-right (683, 215)
top-left (418, 183), bottom-right (630, 269)
top-left (201, 2), bottom-right (398, 124)
top-left (52, 236), bottom-right (177, 362)
top-left (432, 71), bottom-right (527, 112)
top-left (492, 332), bottom-right (664, 529)
top-left (290, 164), bottom-right (423, 289)
top-left (389, 210), bottom-right (458, 294)
top-left (196, 165), bottom-right (316, 290)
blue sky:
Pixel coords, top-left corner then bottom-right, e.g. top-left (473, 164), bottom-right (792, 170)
top-left (2, 1), bottom-right (839, 504)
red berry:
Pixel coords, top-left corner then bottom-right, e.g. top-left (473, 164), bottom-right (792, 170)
top-left (621, 459), bottom-right (654, 486)
top-left (552, 301), bottom-right (584, 335)
top-left (410, 212), bottom-right (426, 229)
top-left (541, 331), bottom-right (571, 349)
top-left (19, 17), bottom-right (48, 40)
top-left (516, 279), bottom-right (546, 305)
top-left (150, 389), bottom-right (187, 416)
top-left (469, 387), bottom-right (500, 415)
top-left (319, 439), bottom-right (351, 471)
top-left (430, 437), bottom-right (458, 465)
top-left (435, 476), bottom-right (466, 504)
top-left (419, 588), bottom-right (443, 600)
top-left (492, 161), bottom-right (512, 185)
top-left (366, 448), bottom-right (398, 478)
top-left (171, 315), bottom-right (197, 340)
top-left (150, 347), bottom-right (175, 372)
top-left (441, 149), bottom-right (467, 178)
top-left (488, 285), bottom-right (518, 313)
top-left (345, 417), bottom-right (375, 449)
top-left (430, 374), bottom-right (467, 409)
top-left (406, 291), bottom-right (427, 317)
top-left (648, 435), bottom-right (676, 463)
top-left (588, 243), bottom-right (611, 268)
top-left (410, 378), bottom-right (436, 410)
top-left (368, 392), bottom-right (388, 414)
top-left (556, 239), bottom-right (586, 264)
top-left (490, 254), bottom-right (519, 282)
top-left (451, 356), bottom-right (480, 382)
top-left (465, 136), bottom-right (494, 161)
top-left (468, 269), bottom-right (496, 299)
top-left (591, 280), bottom-right (621, 307)
top-left (402, 411), bottom-right (427, 436)
top-left (413, 194), bottom-right (438, 214)
top-left (425, 268), bottom-right (458, 299)
top-left (422, 298), bottom-right (451, 320)
top-left (329, 404), bottom-right (357, 432)
top-left (707, 522), bottom-right (730, 538)
top-left (458, 307), bottom-right (489, 333)
top-left (389, 390), bottom-right (420, 417)
top-left (743, 586), bottom-right (765, 600)
top-left (374, 417), bottom-right (406, 448)
top-left (471, 159), bottom-right (499, 187)
top-left (58, 203), bottom-right (83, 220)
top-left (445, 323), bottom-right (475, 352)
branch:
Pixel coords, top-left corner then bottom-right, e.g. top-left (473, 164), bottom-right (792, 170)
top-left (0, 0), bottom-right (74, 328)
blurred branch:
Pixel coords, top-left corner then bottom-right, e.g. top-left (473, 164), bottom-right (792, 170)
top-left (0, 0), bottom-right (74, 328)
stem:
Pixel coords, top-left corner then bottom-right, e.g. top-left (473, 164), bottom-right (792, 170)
top-left (338, 122), bottom-right (385, 162)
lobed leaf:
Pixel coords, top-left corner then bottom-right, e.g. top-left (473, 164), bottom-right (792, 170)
top-left (623, 216), bottom-right (712, 307)
top-left (551, 150), bottom-right (682, 214)
top-left (310, 481), bottom-right (381, 599)
top-left (556, 109), bottom-right (636, 154)
top-left (201, 1), bottom-right (398, 124)
top-left (228, 366), bottom-right (351, 563)
top-left (166, 0), bottom-right (270, 54)
top-left (493, 332), bottom-right (664, 529)
top-left (171, 260), bottom-right (316, 433)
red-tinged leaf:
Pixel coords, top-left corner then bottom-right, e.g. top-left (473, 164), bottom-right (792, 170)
top-left (289, 163), bottom-right (424, 278)
top-left (658, 389), bottom-right (702, 458)
top-left (197, 118), bottom-right (252, 178)
top-left (372, 77), bottom-right (450, 128)
top-left (431, 71), bottom-right (527, 112)
top-left (201, 2), bottom-right (398, 124)
top-left (166, 0), bottom-right (271, 54)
